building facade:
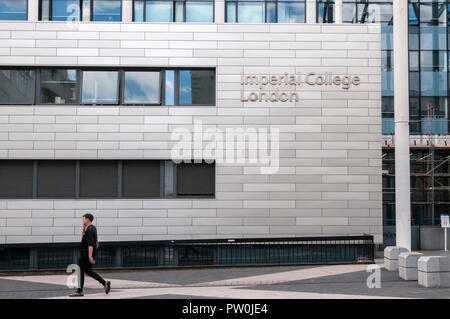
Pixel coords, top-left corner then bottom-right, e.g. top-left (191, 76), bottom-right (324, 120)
top-left (2, 0), bottom-right (424, 252)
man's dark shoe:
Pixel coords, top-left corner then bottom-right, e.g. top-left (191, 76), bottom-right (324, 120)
top-left (105, 281), bottom-right (111, 295)
top-left (69, 291), bottom-right (84, 297)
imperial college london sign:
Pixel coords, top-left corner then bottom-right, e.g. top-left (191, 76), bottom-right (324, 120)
top-left (240, 72), bottom-right (362, 102)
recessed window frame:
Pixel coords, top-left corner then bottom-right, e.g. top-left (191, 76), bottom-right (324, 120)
top-left (0, 67), bottom-right (36, 105)
top-left (316, 0), bottom-right (334, 23)
top-left (176, 69), bottom-right (216, 106)
top-left (225, 0), bottom-right (306, 23)
top-left (0, 66), bottom-right (216, 106)
top-left (0, 159), bottom-right (215, 199)
top-left (121, 68), bottom-right (163, 106)
top-left (176, 160), bottom-right (216, 198)
top-left (38, 68), bottom-right (79, 105)
top-left (0, 0), bottom-right (28, 21)
top-left (39, 0), bottom-right (122, 21)
top-left (91, 0), bottom-right (122, 21)
top-left (80, 68), bottom-right (121, 105)
top-left (133, 0), bottom-right (215, 22)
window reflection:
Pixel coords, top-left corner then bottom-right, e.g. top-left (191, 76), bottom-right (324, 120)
top-left (146, 1), bottom-right (173, 22)
top-left (0, 70), bottom-right (35, 104)
top-left (165, 70), bottom-right (175, 106)
top-left (40, 69), bottom-right (77, 104)
top-left (419, 2), bottom-right (446, 26)
top-left (409, 51), bottom-right (419, 71)
top-left (179, 70), bottom-right (214, 105)
top-left (92, 0), bottom-right (121, 21)
top-left (134, 0), bottom-right (145, 21)
top-left (420, 72), bottom-right (447, 96)
top-left (0, 0), bottom-right (27, 20)
top-left (186, 1), bottom-right (214, 22)
top-left (420, 26), bottom-right (447, 50)
top-left (421, 97), bottom-right (449, 134)
top-left (40, 0), bottom-right (121, 21)
top-left (135, 0), bottom-right (214, 22)
top-left (237, 2), bottom-right (265, 23)
top-left (124, 71), bottom-right (160, 104)
top-left (382, 51), bottom-right (393, 72)
top-left (317, 0), bottom-right (334, 23)
top-left (82, 71), bottom-right (119, 104)
top-left (420, 51), bottom-right (447, 72)
top-left (342, 3), bottom-right (357, 23)
top-left (51, 0), bottom-right (80, 21)
top-left (0, 68), bottom-right (215, 106)
top-left (342, 1), bottom-right (392, 25)
top-left (381, 26), bottom-right (393, 50)
top-left (382, 72), bottom-right (394, 97)
top-left (226, 1), bottom-right (236, 22)
top-left (409, 72), bottom-right (420, 97)
top-left (226, 0), bottom-right (305, 23)
top-left (278, 1), bottom-right (305, 23)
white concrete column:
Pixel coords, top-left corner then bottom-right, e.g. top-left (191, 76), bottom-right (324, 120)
top-left (122, 0), bottom-right (133, 22)
top-left (335, 0), bottom-right (342, 24)
top-left (215, 0), bottom-right (225, 23)
top-left (306, 0), bottom-right (317, 24)
top-left (393, 0), bottom-right (411, 251)
top-left (28, 0), bottom-right (39, 22)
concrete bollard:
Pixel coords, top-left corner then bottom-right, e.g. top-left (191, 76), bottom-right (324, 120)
top-left (384, 246), bottom-right (409, 271)
top-left (398, 252), bottom-right (423, 281)
top-left (418, 256), bottom-right (450, 288)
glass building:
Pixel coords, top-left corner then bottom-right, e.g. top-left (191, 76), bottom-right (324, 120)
top-left (316, 1), bottom-right (450, 228)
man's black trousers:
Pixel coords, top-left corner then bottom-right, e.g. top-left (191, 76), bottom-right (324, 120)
top-left (77, 256), bottom-right (105, 292)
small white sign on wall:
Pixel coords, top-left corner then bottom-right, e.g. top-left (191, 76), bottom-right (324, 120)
top-left (441, 214), bottom-right (449, 228)
top-left (442, 214), bottom-right (449, 252)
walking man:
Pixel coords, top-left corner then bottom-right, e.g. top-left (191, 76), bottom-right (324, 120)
top-left (70, 213), bottom-right (111, 297)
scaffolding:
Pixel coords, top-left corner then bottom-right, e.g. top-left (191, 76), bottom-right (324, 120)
top-left (382, 110), bottom-right (450, 226)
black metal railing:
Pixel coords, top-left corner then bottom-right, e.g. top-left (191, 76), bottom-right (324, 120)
top-left (0, 235), bottom-right (374, 271)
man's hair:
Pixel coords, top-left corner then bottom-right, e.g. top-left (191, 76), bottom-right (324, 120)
top-left (83, 213), bottom-right (94, 222)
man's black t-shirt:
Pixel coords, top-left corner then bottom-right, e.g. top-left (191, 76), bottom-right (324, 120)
top-left (80, 225), bottom-right (98, 259)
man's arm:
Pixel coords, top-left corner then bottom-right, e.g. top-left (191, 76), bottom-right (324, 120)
top-left (88, 246), bottom-right (95, 264)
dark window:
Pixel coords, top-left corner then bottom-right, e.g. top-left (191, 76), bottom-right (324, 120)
top-left (0, 70), bottom-right (35, 104)
top-left (40, 69), bottom-right (77, 104)
top-left (179, 70), bottom-right (215, 105)
top-left (0, 0), bottom-right (27, 20)
top-left (124, 71), bottom-right (160, 104)
top-left (177, 161), bottom-right (215, 197)
top-left (122, 160), bottom-right (161, 198)
top-left (0, 160), bottom-right (33, 198)
top-left (37, 160), bottom-right (76, 198)
top-left (79, 160), bottom-right (118, 198)
top-left (0, 160), bottom-right (214, 199)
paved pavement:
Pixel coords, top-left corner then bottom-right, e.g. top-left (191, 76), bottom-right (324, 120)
top-left (0, 258), bottom-right (449, 299)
